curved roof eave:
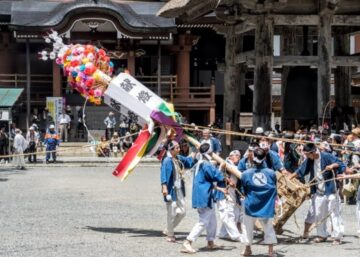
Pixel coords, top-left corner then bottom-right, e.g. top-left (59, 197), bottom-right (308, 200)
top-left (8, 1), bottom-right (176, 35)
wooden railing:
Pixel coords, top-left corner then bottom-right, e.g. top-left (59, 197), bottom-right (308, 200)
top-left (171, 85), bottom-right (215, 106)
top-left (0, 74), bottom-right (52, 87)
top-left (61, 75), bottom-right (177, 100)
top-left (0, 73), bottom-right (52, 104)
top-left (0, 73), bottom-right (215, 108)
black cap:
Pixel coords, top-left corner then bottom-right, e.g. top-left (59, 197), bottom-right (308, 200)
top-left (303, 143), bottom-right (317, 153)
top-left (253, 148), bottom-right (266, 164)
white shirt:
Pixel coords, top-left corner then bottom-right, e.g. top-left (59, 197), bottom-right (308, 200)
top-left (13, 134), bottom-right (28, 152)
top-left (314, 154), bottom-right (325, 194)
top-left (57, 114), bottom-right (71, 124)
top-left (353, 138), bottom-right (360, 149)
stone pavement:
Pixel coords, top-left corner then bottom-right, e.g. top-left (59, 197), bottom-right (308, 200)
top-left (0, 166), bottom-right (359, 257)
top-left (0, 156), bottom-right (159, 168)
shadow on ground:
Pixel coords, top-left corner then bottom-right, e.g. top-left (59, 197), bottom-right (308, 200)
top-left (84, 226), bottom-right (188, 238)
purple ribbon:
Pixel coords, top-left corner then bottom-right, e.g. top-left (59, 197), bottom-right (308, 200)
top-left (150, 110), bottom-right (183, 142)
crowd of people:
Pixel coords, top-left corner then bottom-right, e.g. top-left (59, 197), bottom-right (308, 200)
top-left (96, 112), bottom-right (139, 157)
top-left (0, 108), bottom-right (139, 166)
top-left (160, 126), bottom-right (360, 256)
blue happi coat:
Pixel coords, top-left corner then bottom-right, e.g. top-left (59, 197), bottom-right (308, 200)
top-left (295, 152), bottom-right (345, 195)
top-left (241, 167), bottom-right (277, 218)
top-left (160, 155), bottom-right (194, 202)
top-left (263, 150), bottom-right (284, 171)
top-left (192, 161), bottom-right (224, 209)
top-left (214, 160), bottom-right (241, 202)
top-left (238, 157), bottom-right (255, 172)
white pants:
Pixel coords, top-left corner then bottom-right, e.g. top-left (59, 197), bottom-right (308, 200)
top-left (234, 204), bottom-right (243, 224)
top-left (241, 214), bottom-right (277, 246)
top-left (217, 199), bottom-right (241, 241)
top-left (13, 150), bottom-right (25, 168)
top-left (59, 124), bottom-right (68, 142)
top-left (315, 194), bottom-right (343, 239)
top-left (166, 189), bottom-right (186, 236)
top-left (304, 195), bottom-right (316, 224)
top-left (187, 207), bottom-right (217, 242)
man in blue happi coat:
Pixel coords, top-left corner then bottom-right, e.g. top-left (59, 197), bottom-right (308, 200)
top-left (240, 147), bottom-right (277, 257)
top-left (259, 136), bottom-right (287, 174)
top-left (238, 142), bottom-right (259, 172)
top-left (182, 142), bottom-right (229, 254)
top-left (200, 129), bottom-right (222, 155)
top-left (289, 143), bottom-right (345, 244)
top-left (160, 140), bottom-right (196, 243)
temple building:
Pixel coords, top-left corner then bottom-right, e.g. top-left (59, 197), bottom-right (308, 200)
top-left (159, 0), bottom-right (360, 134)
top-left (0, 0), bottom-right (360, 137)
top-left (0, 0), bottom-right (219, 131)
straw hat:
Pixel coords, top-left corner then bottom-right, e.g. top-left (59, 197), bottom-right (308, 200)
top-left (351, 127), bottom-right (360, 137)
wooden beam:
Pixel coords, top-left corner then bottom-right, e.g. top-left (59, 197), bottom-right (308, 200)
top-left (274, 56), bottom-right (319, 67)
top-left (234, 19), bottom-right (256, 34)
top-left (235, 50), bottom-right (255, 64)
top-left (273, 15), bottom-right (319, 25)
top-left (332, 15), bottom-right (360, 26)
top-left (213, 25), bottom-right (231, 35)
top-left (236, 54), bottom-right (360, 67)
top-left (231, 14), bottom-right (360, 26)
top-left (332, 56), bottom-right (360, 67)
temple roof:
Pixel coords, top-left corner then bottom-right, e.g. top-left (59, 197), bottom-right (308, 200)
top-left (158, 0), bottom-right (360, 19)
top-left (0, 0), bottom-right (176, 37)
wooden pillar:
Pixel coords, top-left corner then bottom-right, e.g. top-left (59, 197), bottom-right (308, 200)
top-left (222, 27), bottom-right (243, 155)
top-left (317, 7), bottom-right (332, 126)
top-left (176, 34), bottom-right (191, 93)
top-left (26, 39), bottom-right (31, 128)
top-left (127, 53), bottom-right (135, 76)
top-left (0, 32), bottom-right (15, 73)
top-left (224, 28), bottom-right (242, 125)
top-left (157, 40), bottom-right (162, 96)
top-left (52, 61), bottom-right (62, 97)
top-left (281, 27), bottom-right (297, 131)
top-left (355, 34), bottom-right (360, 54)
top-left (253, 15), bottom-right (274, 131)
top-left (334, 30), bottom-right (352, 131)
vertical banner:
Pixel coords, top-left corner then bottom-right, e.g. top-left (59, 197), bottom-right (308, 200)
top-left (46, 97), bottom-right (64, 127)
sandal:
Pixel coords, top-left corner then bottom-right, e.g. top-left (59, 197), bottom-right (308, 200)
top-left (181, 240), bottom-right (196, 254)
top-left (302, 232), bottom-right (310, 239)
top-left (205, 244), bottom-right (223, 250)
top-left (332, 239), bottom-right (341, 246)
top-left (242, 249), bottom-right (252, 256)
top-left (166, 236), bottom-right (176, 243)
top-left (312, 237), bottom-right (327, 243)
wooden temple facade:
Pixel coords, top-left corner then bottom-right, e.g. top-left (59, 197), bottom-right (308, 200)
top-left (0, 0), bottom-right (220, 129)
top-left (159, 0), bottom-right (360, 132)
top-left (1, 0), bottom-right (360, 132)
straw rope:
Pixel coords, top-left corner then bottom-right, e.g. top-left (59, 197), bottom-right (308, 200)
top-left (1, 122), bottom-right (359, 158)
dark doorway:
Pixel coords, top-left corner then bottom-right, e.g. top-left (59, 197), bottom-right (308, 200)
top-left (283, 66), bottom-right (317, 123)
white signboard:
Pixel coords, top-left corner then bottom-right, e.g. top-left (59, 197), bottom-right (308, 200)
top-left (0, 109), bottom-right (10, 121)
top-left (104, 73), bottom-right (164, 122)
top-left (46, 97), bottom-right (64, 127)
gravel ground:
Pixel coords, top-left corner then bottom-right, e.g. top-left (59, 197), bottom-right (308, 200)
top-left (0, 165), bottom-right (359, 257)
